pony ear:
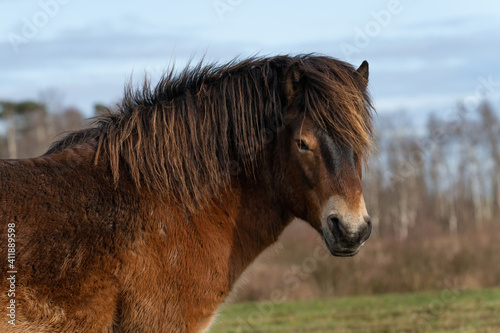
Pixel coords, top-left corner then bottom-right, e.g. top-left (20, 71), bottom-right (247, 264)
top-left (283, 62), bottom-right (304, 106)
top-left (355, 60), bottom-right (369, 91)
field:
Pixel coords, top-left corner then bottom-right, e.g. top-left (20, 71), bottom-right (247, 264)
top-left (210, 288), bottom-right (500, 332)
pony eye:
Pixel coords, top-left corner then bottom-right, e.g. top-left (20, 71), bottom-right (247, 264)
top-left (295, 139), bottom-right (309, 151)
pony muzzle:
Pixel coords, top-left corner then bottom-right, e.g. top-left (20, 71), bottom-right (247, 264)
top-left (322, 213), bottom-right (372, 257)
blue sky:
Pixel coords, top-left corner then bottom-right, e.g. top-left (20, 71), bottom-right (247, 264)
top-left (1, 0), bottom-right (499, 117)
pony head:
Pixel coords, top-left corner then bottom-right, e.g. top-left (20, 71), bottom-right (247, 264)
top-left (274, 58), bottom-right (373, 256)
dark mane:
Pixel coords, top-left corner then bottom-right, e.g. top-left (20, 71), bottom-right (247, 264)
top-left (48, 54), bottom-right (374, 209)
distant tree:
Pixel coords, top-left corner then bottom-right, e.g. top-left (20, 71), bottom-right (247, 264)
top-left (478, 102), bottom-right (500, 215)
top-left (0, 99), bottom-right (87, 158)
top-left (0, 100), bottom-right (45, 158)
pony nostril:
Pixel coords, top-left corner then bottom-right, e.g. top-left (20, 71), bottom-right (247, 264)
top-left (365, 216), bottom-right (372, 231)
top-left (364, 216), bottom-right (372, 227)
top-left (360, 216), bottom-right (372, 242)
top-left (327, 214), bottom-right (345, 238)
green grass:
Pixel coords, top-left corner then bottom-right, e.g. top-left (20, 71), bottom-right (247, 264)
top-left (210, 288), bottom-right (500, 332)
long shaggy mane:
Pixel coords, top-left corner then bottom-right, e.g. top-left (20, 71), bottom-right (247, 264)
top-left (48, 54), bottom-right (374, 209)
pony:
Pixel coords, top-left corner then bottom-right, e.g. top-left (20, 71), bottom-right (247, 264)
top-left (0, 54), bottom-right (374, 332)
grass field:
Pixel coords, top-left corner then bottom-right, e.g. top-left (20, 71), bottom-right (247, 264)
top-left (210, 288), bottom-right (500, 332)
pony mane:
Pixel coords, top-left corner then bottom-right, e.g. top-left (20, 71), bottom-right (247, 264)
top-left (48, 54), bottom-right (374, 209)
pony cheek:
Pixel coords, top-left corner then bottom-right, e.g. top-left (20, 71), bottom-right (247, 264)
top-left (295, 157), bottom-right (319, 190)
top-left (284, 184), bottom-right (319, 227)
top-left (301, 192), bottom-right (323, 232)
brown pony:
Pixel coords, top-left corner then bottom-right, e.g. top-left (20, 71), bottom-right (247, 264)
top-left (0, 54), bottom-right (374, 332)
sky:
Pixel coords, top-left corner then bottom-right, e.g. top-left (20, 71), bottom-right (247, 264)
top-left (1, 0), bottom-right (500, 118)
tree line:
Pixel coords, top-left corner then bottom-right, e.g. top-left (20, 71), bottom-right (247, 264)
top-left (365, 102), bottom-right (499, 238)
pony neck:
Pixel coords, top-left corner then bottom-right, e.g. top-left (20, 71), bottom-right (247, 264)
top-left (171, 173), bottom-right (292, 288)
top-left (223, 177), bottom-right (291, 284)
